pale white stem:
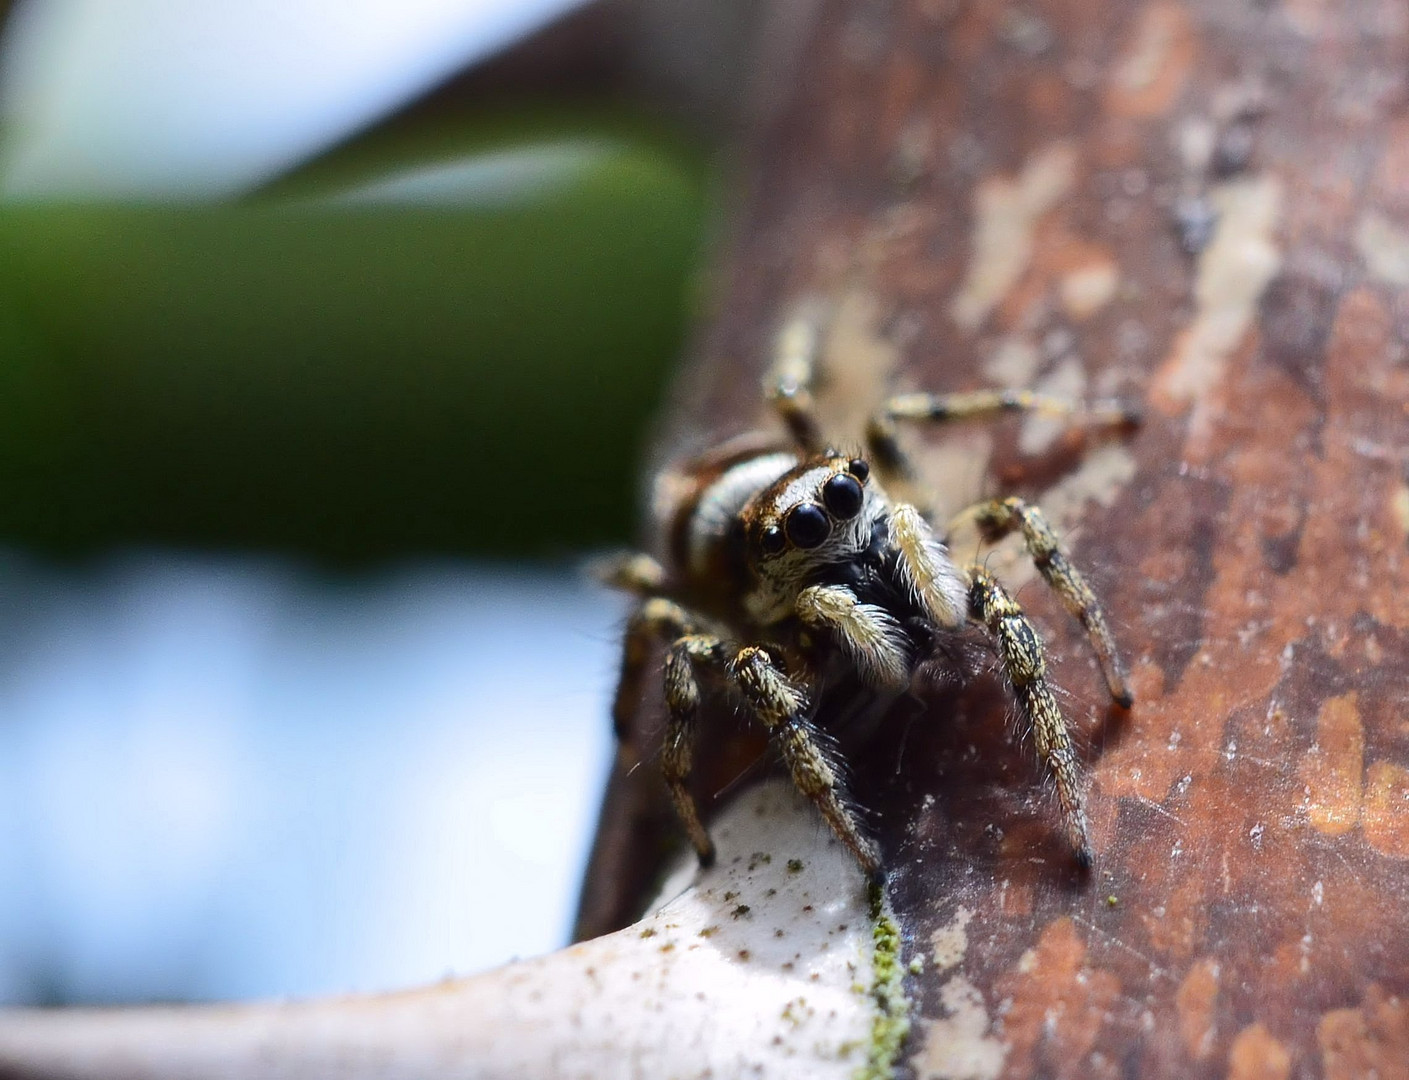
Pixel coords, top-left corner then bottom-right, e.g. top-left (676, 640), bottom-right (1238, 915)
top-left (0, 781), bottom-right (880, 1080)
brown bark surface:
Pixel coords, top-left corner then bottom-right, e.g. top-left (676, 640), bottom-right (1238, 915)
top-left (580, 1), bottom-right (1409, 1077)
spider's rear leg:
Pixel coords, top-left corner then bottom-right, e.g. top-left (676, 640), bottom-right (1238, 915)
top-left (966, 564), bottom-right (1093, 868)
top-left (611, 594), bottom-right (695, 742)
top-left (593, 551), bottom-right (667, 597)
top-left (611, 596), bottom-right (725, 867)
top-left (963, 496), bottom-right (1133, 708)
top-left (729, 645), bottom-right (884, 883)
top-left (662, 633), bottom-right (732, 868)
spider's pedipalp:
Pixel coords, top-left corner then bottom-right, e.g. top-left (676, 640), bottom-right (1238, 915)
top-left (795, 584), bottom-right (909, 691)
top-left (888, 503), bottom-right (968, 629)
top-left (592, 551), bottom-right (667, 596)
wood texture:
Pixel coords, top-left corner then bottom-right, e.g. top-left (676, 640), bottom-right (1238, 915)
top-left (580, 1), bottom-right (1409, 1076)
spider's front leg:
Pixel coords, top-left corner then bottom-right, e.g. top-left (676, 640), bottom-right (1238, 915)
top-left (966, 564), bottom-right (1094, 868)
top-left (728, 646), bottom-right (883, 883)
top-left (962, 496), bottom-right (1133, 707)
top-left (864, 388), bottom-right (1141, 523)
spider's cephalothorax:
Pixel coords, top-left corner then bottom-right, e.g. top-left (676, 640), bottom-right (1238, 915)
top-left (606, 326), bottom-right (1137, 883)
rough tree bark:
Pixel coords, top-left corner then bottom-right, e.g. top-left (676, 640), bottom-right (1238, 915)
top-left (3, 1), bottom-right (1408, 1078)
top-left (581, 0), bottom-right (1409, 1078)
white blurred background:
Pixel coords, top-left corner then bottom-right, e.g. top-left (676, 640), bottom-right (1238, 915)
top-left (0, 554), bottom-right (622, 1004)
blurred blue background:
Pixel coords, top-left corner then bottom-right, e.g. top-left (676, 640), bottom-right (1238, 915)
top-left (0, 0), bottom-right (748, 1003)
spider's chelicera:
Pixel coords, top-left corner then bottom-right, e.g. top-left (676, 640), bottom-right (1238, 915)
top-left (605, 320), bottom-right (1137, 883)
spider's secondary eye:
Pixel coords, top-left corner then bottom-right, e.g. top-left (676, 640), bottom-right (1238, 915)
top-left (759, 525), bottom-right (786, 556)
top-left (822, 474), bottom-right (864, 520)
top-left (847, 458), bottom-right (870, 482)
top-left (784, 503), bottom-right (830, 549)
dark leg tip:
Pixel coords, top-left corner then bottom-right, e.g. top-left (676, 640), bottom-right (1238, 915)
top-left (698, 847), bottom-right (717, 871)
top-left (1073, 845), bottom-right (1093, 872)
top-left (1113, 689), bottom-right (1135, 710)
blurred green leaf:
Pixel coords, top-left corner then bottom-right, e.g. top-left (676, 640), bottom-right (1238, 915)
top-left (0, 125), bottom-right (707, 560)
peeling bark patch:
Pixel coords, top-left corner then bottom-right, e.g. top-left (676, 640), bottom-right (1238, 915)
top-left (949, 143), bottom-right (1078, 332)
top-left (1227, 1023), bottom-right (1292, 1080)
top-left (1018, 357), bottom-right (1087, 456)
top-left (1318, 985), bottom-right (1409, 1080)
top-left (821, 290), bottom-right (903, 440)
top-left (996, 918), bottom-right (1124, 1076)
top-left (1392, 484), bottom-right (1409, 538)
top-left (1174, 957), bottom-right (1220, 1060)
top-left (634, 780), bottom-right (876, 1078)
top-left (1106, 1), bottom-right (1196, 118)
top-left (913, 976), bottom-right (1007, 1080)
top-left (1038, 442), bottom-right (1139, 529)
top-left (1361, 759), bottom-right (1409, 858)
top-left (1298, 692), bottom-right (1364, 837)
top-left (1355, 211), bottom-right (1409, 286)
top-left (1059, 258), bottom-right (1119, 321)
top-left (982, 337), bottom-right (1040, 385)
top-left (975, 441), bottom-right (1137, 591)
top-left (1152, 175), bottom-right (1283, 431)
top-left (930, 906), bottom-right (974, 971)
top-left (919, 430), bottom-right (996, 525)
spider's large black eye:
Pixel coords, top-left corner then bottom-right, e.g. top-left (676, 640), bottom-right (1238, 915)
top-left (822, 473), bottom-right (864, 520)
top-left (784, 503), bottom-right (830, 549)
top-left (759, 524), bottom-right (786, 556)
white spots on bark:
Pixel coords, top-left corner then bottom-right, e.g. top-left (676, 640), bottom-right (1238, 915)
top-left (1059, 259), bottom-right (1119, 321)
top-left (930, 906), bottom-right (975, 971)
top-left (1355, 210), bottom-right (1409, 286)
top-left (913, 908), bottom-right (1006, 1080)
top-left (949, 143), bottom-right (1078, 332)
top-left (1152, 174), bottom-right (1283, 457)
top-left (1018, 357), bottom-right (1087, 456)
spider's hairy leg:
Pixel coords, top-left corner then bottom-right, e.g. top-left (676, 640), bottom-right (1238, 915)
top-left (613, 594), bottom-right (731, 868)
top-left (592, 551), bottom-right (667, 596)
top-left (764, 306), bottom-right (825, 453)
top-left (729, 645), bottom-right (884, 883)
top-left (888, 503), bottom-right (969, 629)
top-left (964, 496), bottom-right (1133, 708)
top-left (881, 387), bottom-right (1138, 428)
top-left (662, 633), bottom-right (731, 869)
top-left (966, 565), bottom-right (1093, 868)
top-left (864, 388), bottom-right (1139, 491)
top-left (611, 596), bottom-right (701, 742)
top-left (795, 584), bottom-right (910, 691)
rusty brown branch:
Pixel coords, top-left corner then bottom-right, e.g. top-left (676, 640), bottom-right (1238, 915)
top-left (582, 1), bottom-right (1409, 1077)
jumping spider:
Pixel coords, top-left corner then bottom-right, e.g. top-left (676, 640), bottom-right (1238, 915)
top-left (605, 321), bottom-right (1136, 883)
